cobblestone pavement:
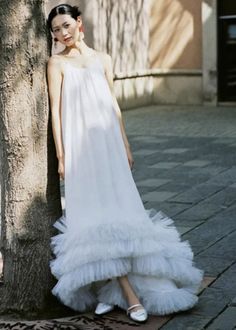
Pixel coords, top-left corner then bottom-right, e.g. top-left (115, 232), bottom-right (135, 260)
top-left (126, 105), bottom-right (236, 330)
top-left (1, 105), bottom-right (236, 329)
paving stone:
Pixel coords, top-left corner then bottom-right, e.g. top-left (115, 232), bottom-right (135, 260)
top-left (138, 153), bottom-right (170, 166)
top-left (164, 137), bottom-right (214, 148)
top-left (157, 182), bottom-right (191, 193)
top-left (165, 173), bottom-right (213, 186)
top-left (131, 135), bottom-right (168, 144)
top-left (134, 143), bottom-right (163, 152)
top-left (204, 186), bottom-right (236, 207)
top-left (199, 276), bottom-right (217, 293)
top-left (199, 230), bottom-right (236, 260)
top-left (148, 151), bottom-right (202, 163)
top-left (3, 105), bottom-right (236, 328)
top-left (189, 166), bottom-right (227, 177)
top-left (144, 201), bottom-right (192, 218)
top-left (137, 185), bottom-right (157, 196)
top-left (142, 168), bottom-right (210, 186)
top-left (194, 255), bottom-right (234, 277)
top-left (175, 202), bottom-right (223, 222)
top-left (142, 191), bottom-right (178, 202)
top-left (205, 167), bottom-right (236, 186)
top-left (206, 145), bottom-right (235, 155)
top-left (124, 105), bottom-right (236, 138)
top-left (207, 307), bottom-right (236, 330)
top-left (173, 221), bottom-right (204, 231)
top-left (175, 225), bottom-right (193, 235)
top-left (184, 160), bottom-right (211, 167)
top-left (163, 147), bottom-right (189, 154)
top-left (193, 287), bottom-right (228, 318)
top-left (130, 141), bottom-right (154, 151)
top-left (189, 176), bottom-right (216, 186)
top-left (181, 207), bottom-right (236, 248)
top-left (152, 165), bottom-right (194, 177)
top-left (161, 314), bottom-right (211, 330)
top-left (148, 162), bottom-right (182, 169)
top-left (123, 106), bottom-right (236, 328)
top-left (136, 178), bottom-right (170, 187)
top-left (169, 184), bottom-right (224, 204)
top-left (172, 165), bottom-right (207, 175)
top-left (189, 244), bottom-right (206, 255)
top-left (202, 154), bottom-right (236, 168)
top-left (212, 137), bottom-right (236, 144)
top-left (211, 263), bottom-right (236, 299)
top-left (132, 167), bottom-right (162, 181)
top-left (132, 149), bottom-right (157, 156)
top-left (230, 297), bottom-right (236, 306)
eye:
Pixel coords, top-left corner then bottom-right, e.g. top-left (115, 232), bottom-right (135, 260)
top-left (53, 28), bottom-right (59, 33)
top-left (65, 24), bottom-right (70, 28)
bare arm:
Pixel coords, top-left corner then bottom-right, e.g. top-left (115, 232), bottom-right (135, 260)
top-left (47, 56), bottom-right (64, 160)
top-left (102, 53), bottom-right (134, 169)
top-left (47, 56), bottom-right (65, 179)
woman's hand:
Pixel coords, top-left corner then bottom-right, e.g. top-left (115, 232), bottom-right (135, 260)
top-left (126, 145), bottom-right (134, 170)
top-left (58, 155), bottom-right (65, 180)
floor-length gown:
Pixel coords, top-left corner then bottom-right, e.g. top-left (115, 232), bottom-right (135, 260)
top-left (50, 56), bottom-right (203, 315)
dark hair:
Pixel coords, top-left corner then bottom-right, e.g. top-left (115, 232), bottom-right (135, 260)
top-left (47, 4), bottom-right (82, 32)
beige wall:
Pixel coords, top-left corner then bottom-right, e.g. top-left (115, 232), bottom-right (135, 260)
top-left (46, 0), bottom-right (202, 71)
top-left (45, 0), bottom-right (204, 108)
top-left (149, 0), bottom-right (202, 70)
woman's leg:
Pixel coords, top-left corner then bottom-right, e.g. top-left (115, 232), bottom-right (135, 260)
top-left (117, 275), bottom-right (143, 311)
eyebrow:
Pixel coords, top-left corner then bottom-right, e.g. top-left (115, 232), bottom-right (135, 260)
top-left (52, 21), bottom-right (69, 29)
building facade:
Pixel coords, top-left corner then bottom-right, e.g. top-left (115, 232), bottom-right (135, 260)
top-left (46, 1), bottom-right (232, 108)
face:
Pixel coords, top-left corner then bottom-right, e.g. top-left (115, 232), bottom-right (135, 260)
top-left (51, 14), bottom-right (82, 45)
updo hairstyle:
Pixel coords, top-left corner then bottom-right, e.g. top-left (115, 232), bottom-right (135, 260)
top-left (47, 4), bottom-right (82, 32)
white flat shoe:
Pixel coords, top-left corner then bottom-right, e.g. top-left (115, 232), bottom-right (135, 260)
top-left (95, 302), bottom-right (114, 315)
top-left (127, 303), bottom-right (148, 323)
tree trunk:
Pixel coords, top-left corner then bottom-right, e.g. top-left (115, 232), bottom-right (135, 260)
top-left (0, 0), bottom-right (61, 313)
top-left (92, 0), bottom-right (150, 73)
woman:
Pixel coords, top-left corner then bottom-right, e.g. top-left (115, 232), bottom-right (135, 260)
top-left (46, 4), bottom-right (203, 323)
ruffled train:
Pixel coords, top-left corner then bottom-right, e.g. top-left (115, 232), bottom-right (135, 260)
top-left (50, 209), bottom-right (203, 315)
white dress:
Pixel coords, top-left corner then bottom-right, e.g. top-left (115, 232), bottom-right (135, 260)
top-left (50, 56), bottom-right (203, 315)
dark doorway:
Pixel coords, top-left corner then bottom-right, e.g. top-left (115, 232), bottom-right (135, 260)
top-left (218, 1), bottom-right (236, 101)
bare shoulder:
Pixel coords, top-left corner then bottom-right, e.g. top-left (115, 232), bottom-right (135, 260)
top-left (98, 51), bottom-right (112, 62)
top-left (47, 54), bottom-right (62, 67)
top-left (95, 51), bottom-right (112, 68)
top-left (95, 52), bottom-right (114, 88)
top-left (47, 54), bottom-right (66, 75)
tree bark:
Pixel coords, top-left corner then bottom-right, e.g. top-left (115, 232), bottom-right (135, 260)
top-left (0, 0), bottom-right (61, 313)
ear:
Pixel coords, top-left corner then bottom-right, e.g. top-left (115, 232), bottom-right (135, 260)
top-left (76, 16), bottom-right (82, 28)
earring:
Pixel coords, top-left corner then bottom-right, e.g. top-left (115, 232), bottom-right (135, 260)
top-left (79, 26), bottom-right (84, 41)
top-left (54, 37), bottom-right (58, 48)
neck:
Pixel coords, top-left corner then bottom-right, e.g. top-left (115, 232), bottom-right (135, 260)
top-left (65, 40), bottom-right (91, 56)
